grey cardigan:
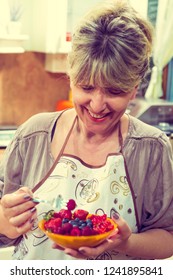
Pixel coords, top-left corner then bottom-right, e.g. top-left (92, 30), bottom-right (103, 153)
top-left (0, 110), bottom-right (173, 247)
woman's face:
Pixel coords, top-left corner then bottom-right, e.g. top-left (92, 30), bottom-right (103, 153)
top-left (71, 82), bottom-right (137, 135)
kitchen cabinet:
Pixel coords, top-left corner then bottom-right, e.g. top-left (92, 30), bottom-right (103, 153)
top-left (0, 0), bottom-right (148, 70)
top-left (0, 34), bottom-right (29, 53)
top-left (1, 0), bottom-right (148, 55)
top-left (0, 0), bottom-right (29, 53)
top-left (22, 0), bottom-right (101, 54)
top-left (23, 0), bottom-right (68, 54)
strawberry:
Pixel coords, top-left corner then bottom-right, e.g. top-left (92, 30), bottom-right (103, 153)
top-left (59, 209), bottom-right (72, 220)
top-left (44, 219), bottom-right (59, 233)
top-left (43, 210), bottom-right (55, 221)
top-left (47, 218), bottom-right (62, 229)
top-left (74, 209), bottom-right (89, 220)
top-left (43, 207), bottom-right (115, 237)
top-left (44, 220), bottom-right (51, 230)
top-left (53, 212), bottom-right (61, 218)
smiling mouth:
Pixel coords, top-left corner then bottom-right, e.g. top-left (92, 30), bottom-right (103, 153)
top-left (87, 110), bottom-right (110, 119)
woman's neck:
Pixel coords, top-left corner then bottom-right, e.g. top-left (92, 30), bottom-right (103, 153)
top-left (75, 116), bottom-right (121, 145)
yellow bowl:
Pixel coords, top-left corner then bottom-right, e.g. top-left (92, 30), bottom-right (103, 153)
top-left (38, 217), bottom-right (117, 249)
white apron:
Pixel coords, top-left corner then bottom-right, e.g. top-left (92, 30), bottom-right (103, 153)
top-left (13, 119), bottom-right (139, 260)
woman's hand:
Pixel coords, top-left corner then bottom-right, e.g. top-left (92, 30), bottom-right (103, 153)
top-left (53, 213), bottom-right (131, 259)
top-left (0, 186), bottom-right (37, 239)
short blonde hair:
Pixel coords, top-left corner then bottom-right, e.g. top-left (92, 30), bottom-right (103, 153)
top-left (67, 0), bottom-right (154, 93)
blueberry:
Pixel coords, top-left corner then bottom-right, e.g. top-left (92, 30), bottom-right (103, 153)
top-left (86, 220), bottom-right (93, 227)
top-left (70, 220), bottom-right (77, 225)
top-left (72, 224), bottom-right (78, 228)
top-left (81, 222), bottom-right (87, 227)
top-left (62, 218), bottom-right (69, 223)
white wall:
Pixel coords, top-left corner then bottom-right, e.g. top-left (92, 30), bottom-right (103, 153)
top-left (129, 0), bottom-right (148, 18)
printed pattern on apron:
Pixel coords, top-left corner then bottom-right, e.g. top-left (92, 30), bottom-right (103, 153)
top-left (13, 118), bottom-right (139, 260)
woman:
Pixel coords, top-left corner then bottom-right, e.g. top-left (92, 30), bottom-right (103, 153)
top-left (0, 0), bottom-right (173, 260)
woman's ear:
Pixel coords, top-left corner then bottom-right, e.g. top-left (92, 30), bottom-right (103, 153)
top-left (130, 85), bottom-right (138, 100)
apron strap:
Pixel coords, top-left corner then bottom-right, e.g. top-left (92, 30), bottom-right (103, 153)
top-left (32, 115), bottom-right (77, 193)
top-left (118, 120), bottom-right (123, 152)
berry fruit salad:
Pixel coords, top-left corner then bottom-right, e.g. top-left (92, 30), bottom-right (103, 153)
top-left (38, 198), bottom-right (118, 249)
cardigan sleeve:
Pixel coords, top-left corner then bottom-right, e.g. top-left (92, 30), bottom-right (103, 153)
top-left (123, 116), bottom-right (173, 233)
top-left (0, 112), bottom-right (58, 247)
top-left (0, 130), bottom-right (23, 198)
top-left (0, 130), bottom-right (24, 247)
top-left (124, 130), bottom-right (173, 233)
top-left (141, 134), bottom-right (173, 232)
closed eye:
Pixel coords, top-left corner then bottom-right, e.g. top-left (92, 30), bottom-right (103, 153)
top-left (80, 85), bottom-right (95, 92)
top-left (105, 88), bottom-right (126, 96)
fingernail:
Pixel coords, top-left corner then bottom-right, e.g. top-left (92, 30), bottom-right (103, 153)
top-left (30, 207), bottom-right (36, 213)
top-left (107, 238), bottom-right (114, 243)
top-left (30, 218), bottom-right (35, 224)
top-left (79, 248), bottom-right (86, 254)
top-left (23, 194), bottom-right (31, 200)
top-left (52, 243), bottom-right (57, 249)
top-left (66, 252), bottom-right (73, 257)
top-left (64, 249), bottom-right (74, 257)
top-left (112, 212), bottom-right (119, 220)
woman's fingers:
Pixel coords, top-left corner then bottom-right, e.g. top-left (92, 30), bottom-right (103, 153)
top-left (1, 186), bottom-right (37, 235)
top-left (64, 248), bottom-right (87, 259)
top-left (5, 200), bottom-right (35, 217)
top-left (1, 186), bottom-right (36, 217)
top-left (68, 215), bottom-right (132, 259)
top-left (1, 188), bottom-right (33, 208)
top-left (111, 213), bottom-right (131, 240)
top-left (9, 207), bottom-right (36, 227)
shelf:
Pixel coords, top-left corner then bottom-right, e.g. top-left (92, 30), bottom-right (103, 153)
top-left (0, 34), bottom-right (29, 53)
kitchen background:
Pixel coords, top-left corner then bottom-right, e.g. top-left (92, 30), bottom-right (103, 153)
top-left (0, 0), bottom-right (166, 126)
top-left (0, 0), bottom-right (173, 259)
top-left (0, 0), bottom-right (172, 126)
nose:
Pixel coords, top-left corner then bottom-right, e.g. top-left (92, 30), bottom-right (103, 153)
top-left (90, 90), bottom-right (106, 113)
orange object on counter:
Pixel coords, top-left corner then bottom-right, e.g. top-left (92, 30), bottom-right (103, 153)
top-left (56, 100), bottom-right (73, 111)
top-left (56, 89), bottom-right (73, 111)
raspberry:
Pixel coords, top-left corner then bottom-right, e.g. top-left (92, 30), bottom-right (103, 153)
top-left (62, 222), bottom-right (73, 234)
top-left (54, 227), bottom-right (65, 234)
top-left (81, 226), bottom-right (95, 236)
top-left (70, 227), bottom-right (81, 236)
top-left (66, 199), bottom-right (76, 211)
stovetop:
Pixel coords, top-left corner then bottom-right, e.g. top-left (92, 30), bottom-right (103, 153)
top-left (127, 98), bottom-right (173, 134)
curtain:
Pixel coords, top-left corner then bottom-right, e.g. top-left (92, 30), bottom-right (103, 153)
top-left (147, 0), bottom-right (158, 26)
top-left (145, 0), bottom-right (173, 99)
top-left (166, 58), bottom-right (173, 101)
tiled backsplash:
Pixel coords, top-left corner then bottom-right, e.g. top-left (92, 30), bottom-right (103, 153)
top-left (0, 52), bottom-right (70, 126)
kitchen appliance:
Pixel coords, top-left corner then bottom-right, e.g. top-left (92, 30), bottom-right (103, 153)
top-left (0, 126), bottom-right (17, 148)
top-left (127, 97), bottom-right (173, 151)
